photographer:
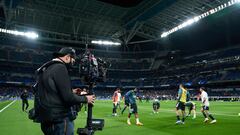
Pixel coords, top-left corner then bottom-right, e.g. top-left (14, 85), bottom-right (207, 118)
top-left (39, 47), bottom-right (95, 135)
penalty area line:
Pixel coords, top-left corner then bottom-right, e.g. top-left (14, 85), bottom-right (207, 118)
top-left (0, 100), bottom-right (16, 113)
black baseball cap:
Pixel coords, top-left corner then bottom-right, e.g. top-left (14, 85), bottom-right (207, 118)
top-left (53, 47), bottom-right (77, 59)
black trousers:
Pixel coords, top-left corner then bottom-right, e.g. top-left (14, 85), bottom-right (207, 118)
top-left (112, 103), bottom-right (117, 114)
top-left (41, 117), bottom-right (74, 135)
top-left (22, 99), bottom-right (29, 111)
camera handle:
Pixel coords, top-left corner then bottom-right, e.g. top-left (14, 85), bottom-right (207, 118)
top-left (77, 82), bottom-right (95, 135)
top-left (86, 82), bottom-right (94, 134)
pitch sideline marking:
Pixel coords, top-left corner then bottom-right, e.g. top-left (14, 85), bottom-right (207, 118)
top-left (0, 100), bottom-right (16, 113)
top-left (155, 108), bottom-right (238, 117)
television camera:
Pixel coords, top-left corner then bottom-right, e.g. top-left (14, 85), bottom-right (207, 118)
top-left (77, 50), bottom-right (110, 135)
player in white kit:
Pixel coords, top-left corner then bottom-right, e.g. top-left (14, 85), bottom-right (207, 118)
top-left (200, 87), bottom-right (216, 124)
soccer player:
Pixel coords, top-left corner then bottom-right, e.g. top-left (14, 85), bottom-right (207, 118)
top-left (126, 87), bottom-right (143, 126)
top-left (200, 87), bottom-right (217, 124)
top-left (117, 89), bottom-right (122, 110)
top-left (112, 88), bottom-right (120, 116)
top-left (175, 84), bottom-right (189, 124)
top-left (185, 101), bottom-right (196, 119)
top-left (152, 99), bottom-right (160, 114)
top-left (146, 95), bottom-right (150, 103)
top-left (121, 95), bottom-right (130, 114)
top-left (138, 96), bottom-right (143, 103)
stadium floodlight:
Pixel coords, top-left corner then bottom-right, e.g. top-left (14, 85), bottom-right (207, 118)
top-left (24, 32), bottom-right (39, 39)
top-left (0, 28), bottom-right (38, 39)
top-left (185, 19), bottom-right (194, 25)
top-left (161, 32), bottom-right (168, 38)
top-left (161, 0), bottom-right (240, 38)
top-left (91, 40), bottom-right (121, 46)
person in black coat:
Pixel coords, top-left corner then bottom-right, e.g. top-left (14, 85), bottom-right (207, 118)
top-left (38, 47), bottom-right (95, 135)
top-left (20, 89), bottom-right (29, 112)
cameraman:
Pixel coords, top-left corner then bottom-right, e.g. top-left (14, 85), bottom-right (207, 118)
top-left (39, 47), bottom-right (95, 135)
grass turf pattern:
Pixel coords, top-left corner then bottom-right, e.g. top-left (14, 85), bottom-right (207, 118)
top-left (0, 100), bottom-right (239, 135)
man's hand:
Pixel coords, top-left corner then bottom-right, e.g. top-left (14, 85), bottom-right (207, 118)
top-left (86, 95), bottom-right (95, 105)
top-left (72, 88), bottom-right (81, 95)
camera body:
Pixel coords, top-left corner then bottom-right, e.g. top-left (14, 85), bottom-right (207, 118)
top-left (79, 50), bottom-right (110, 84)
top-left (78, 50), bottom-right (108, 135)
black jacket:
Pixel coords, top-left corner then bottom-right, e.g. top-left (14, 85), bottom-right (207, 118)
top-left (20, 92), bottom-right (28, 100)
top-left (38, 60), bottom-right (87, 121)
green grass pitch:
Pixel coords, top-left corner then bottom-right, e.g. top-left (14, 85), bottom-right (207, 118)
top-left (0, 100), bottom-right (240, 135)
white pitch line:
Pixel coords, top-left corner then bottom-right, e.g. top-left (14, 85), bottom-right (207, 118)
top-left (151, 108), bottom-right (238, 117)
top-left (0, 100), bottom-right (16, 113)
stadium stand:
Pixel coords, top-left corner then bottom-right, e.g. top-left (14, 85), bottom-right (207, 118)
top-left (1, 35), bottom-right (240, 101)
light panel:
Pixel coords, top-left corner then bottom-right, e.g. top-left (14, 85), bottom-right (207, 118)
top-left (161, 0), bottom-right (240, 38)
top-left (0, 28), bottom-right (39, 39)
top-left (91, 40), bottom-right (121, 46)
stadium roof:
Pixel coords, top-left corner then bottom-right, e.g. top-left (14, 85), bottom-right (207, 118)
top-left (1, 0), bottom-right (236, 45)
